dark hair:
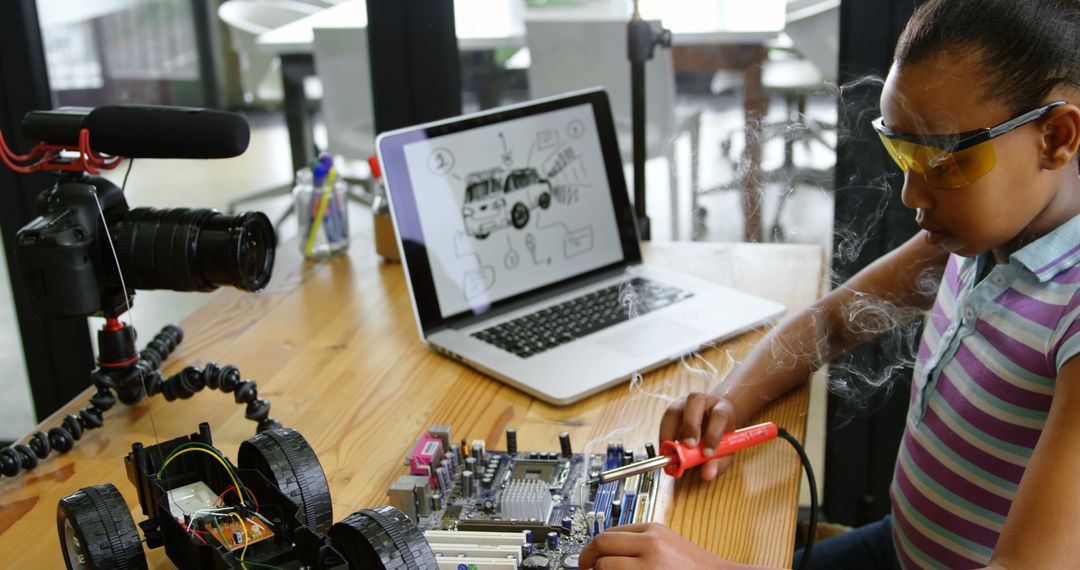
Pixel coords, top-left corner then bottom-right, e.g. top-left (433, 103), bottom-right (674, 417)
top-left (895, 0), bottom-right (1080, 113)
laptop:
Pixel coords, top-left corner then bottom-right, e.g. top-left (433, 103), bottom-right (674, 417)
top-left (376, 88), bottom-right (785, 404)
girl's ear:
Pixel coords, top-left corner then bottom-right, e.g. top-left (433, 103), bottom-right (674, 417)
top-left (1040, 104), bottom-right (1080, 171)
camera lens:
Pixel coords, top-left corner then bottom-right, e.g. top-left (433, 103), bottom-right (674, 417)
top-left (112, 208), bottom-right (275, 292)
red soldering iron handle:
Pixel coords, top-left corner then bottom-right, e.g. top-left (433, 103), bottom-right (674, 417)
top-left (658, 422), bottom-right (779, 478)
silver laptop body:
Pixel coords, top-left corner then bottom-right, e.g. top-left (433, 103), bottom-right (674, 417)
top-left (376, 88), bottom-right (784, 405)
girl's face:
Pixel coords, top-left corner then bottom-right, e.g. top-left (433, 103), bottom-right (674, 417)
top-left (880, 51), bottom-right (1078, 260)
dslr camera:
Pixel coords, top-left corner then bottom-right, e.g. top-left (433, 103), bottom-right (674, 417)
top-left (10, 104), bottom-right (275, 319)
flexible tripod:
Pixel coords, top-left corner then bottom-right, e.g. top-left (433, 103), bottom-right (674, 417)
top-left (0, 318), bottom-right (279, 478)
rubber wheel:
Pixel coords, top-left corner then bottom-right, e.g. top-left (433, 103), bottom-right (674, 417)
top-left (511, 203), bottom-right (530, 229)
top-left (538, 192), bottom-right (551, 209)
top-left (238, 428), bottom-right (333, 536)
top-left (56, 483), bottom-right (147, 570)
top-left (329, 506), bottom-right (438, 570)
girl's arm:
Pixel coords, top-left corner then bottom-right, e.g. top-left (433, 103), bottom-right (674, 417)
top-left (582, 234), bottom-right (948, 569)
top-left (660, 232), bottom-right (949, 479)
top-left (983, 355), bottom-right (1080, 569)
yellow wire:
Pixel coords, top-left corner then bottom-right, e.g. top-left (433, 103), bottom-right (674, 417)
top-left (157, 447), bottom-right (243, 504)
top-left (230, 511), bottom-right (250, 569)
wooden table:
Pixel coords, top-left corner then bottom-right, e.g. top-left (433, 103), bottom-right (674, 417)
top-left (0, 231), bottom-right (823, 568)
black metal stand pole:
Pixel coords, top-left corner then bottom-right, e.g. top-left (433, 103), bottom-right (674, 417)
top-left (630, 56), bottom-right (649, 240)
top-left (627, 6), bottom-right (671, 241)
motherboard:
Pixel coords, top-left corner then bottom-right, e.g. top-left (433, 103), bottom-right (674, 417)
top-left (384, 425), bottom-right (660, 570)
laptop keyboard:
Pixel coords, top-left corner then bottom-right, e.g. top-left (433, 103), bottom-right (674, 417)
top-left (470, 278), bottom-right (692, 358)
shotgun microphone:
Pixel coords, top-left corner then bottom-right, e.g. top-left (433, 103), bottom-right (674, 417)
top-left (20, 104), bottom-right (250, 159)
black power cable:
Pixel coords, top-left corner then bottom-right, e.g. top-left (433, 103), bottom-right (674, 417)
top-left (778, 428), bottom-right (817, 570)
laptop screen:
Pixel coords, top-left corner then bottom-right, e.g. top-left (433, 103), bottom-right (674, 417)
top-left (377, 89), bottom-right (641, 335)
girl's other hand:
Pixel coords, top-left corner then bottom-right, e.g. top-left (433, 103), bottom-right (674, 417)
top-left (659, 392), bottom-right (737, 480)
top-left (578, 523), bottom-right (753, 570)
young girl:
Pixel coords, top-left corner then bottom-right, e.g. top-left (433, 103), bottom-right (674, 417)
top-left (580, 0), bottom-right (1080, 568)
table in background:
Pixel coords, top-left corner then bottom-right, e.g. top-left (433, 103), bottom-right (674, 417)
top-left (0, 229), bottom-right (823, 567)
top-left (527, 0), bottom-right (786, 242)
top-left (256, 0), bottom-right (526, 175)
top-left (258, 0), bottom-right (786, 242)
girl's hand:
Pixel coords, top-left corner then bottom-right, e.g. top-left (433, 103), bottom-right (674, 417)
top-left (658, 392), bottom-right (737, 480)
top-left (578, 523), bottom-right (749, 570)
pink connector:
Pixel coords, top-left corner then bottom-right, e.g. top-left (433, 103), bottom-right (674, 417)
top-left (409, 433), bottom-right (444, 487)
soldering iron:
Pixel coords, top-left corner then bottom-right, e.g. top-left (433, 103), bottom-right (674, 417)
top-left (586, 421), bottom-right (818, 570)
top-left (587, 422), bottom-right (779, 485)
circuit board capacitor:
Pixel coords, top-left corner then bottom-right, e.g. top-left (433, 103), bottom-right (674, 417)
top-left (559, 432), bottom-right (573, 458)
top-left (462, 470), bottom-right (475, 498)
top-left (506, 428), bottom-right (518, 455)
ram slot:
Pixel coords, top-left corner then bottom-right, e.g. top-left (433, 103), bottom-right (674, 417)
top-left (592, 445), bottom-right (624, 529)
top-left (617, 474), bottom-right (640, 527)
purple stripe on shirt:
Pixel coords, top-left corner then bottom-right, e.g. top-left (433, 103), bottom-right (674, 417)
top-left (953, 345), bottom-right (1053, 410)
top-left (944, 256), bottom-right (960, 286)
top-left (1052, 316), bottom-right (1080, 369)
top-left (936, 371), bottom-right (1043, 448)
top-left (889, 485), bottom-right (921, 570)
top-left (924, 408), bottom-right (1023, 483)
top-left (894, 534), bottom-right (922, 570)
top-left (1035, 242), bottom-right (1080, 276)
top-left (930, 308), bottom-right (950, 337)
top-left (1051, 267), bottom-right (1080, 284)
top-left (902, 432), bottom-right (1013, 516)
top-left (892, 503), bottom-right (985, 569)
top-left (922, 405), bottom-right (1026, 482)
top-left (973, 320), bottom-right (1053, 378)
top-left (994, 289), bottom-right (1061, 330)
top-left (919, 336), bottom-right (933, 364)
top-left (894, 462), bottom-right (999, 549)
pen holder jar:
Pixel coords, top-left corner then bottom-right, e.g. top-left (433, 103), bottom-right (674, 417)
top-left (293, 168), bottom-right (349, 259)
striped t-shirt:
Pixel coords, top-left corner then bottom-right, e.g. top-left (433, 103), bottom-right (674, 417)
top-left (891, 214), bottom-right (1080, 569)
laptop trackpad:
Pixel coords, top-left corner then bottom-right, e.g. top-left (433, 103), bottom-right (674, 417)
top-left (598, 318), bottom-right (704, 357)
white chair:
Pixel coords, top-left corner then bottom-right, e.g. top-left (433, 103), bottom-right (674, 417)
top-left (701, 0), bottom-right (839, 241)
top-left (217, 0), bottom-right (320, 105)
top-left (761, 0), bottom-right (839, 241)
top-left (312, 24), bottom-right (376, 167)
top-left (783, 0), bottom-right (840, 85)
top-left (525, 19), bottom-right (702, 241)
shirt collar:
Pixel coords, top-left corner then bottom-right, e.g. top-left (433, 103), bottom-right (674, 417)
top-left (1010, 213), bottom-right (1080, 282)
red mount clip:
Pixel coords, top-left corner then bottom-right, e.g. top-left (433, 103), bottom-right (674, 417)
top-left (0, 127), bottom-right (123, 175)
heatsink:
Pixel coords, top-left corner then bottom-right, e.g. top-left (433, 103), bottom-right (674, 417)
top-left (499, 480), bottom-right (552, 522)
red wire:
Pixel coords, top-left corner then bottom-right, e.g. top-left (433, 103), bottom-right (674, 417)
top-left (217, 485), bottom-right (260, 511)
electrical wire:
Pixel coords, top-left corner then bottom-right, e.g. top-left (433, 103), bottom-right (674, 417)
top-left (229, 511), bottom-right (250, 569)
top-left (217, 484), bottom-right (260, 511)
top-left (121, 158), bottom-right (134, 191)
top-left (240, 562), bottom-right (285, 570)
top-left (157, 446), bottom-right (244, 506)
top-left (212, 517), bottom-right (229, 549)
top-left (190, 530), bottom-right (208, 545)
top-left (777, 428), bottom-right (817, 570)
top-left (158, 442), bottom-right (243, 485)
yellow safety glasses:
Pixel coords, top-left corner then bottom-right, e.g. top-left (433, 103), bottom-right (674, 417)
top-left (872, 101), bottom-right (1066, 188)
